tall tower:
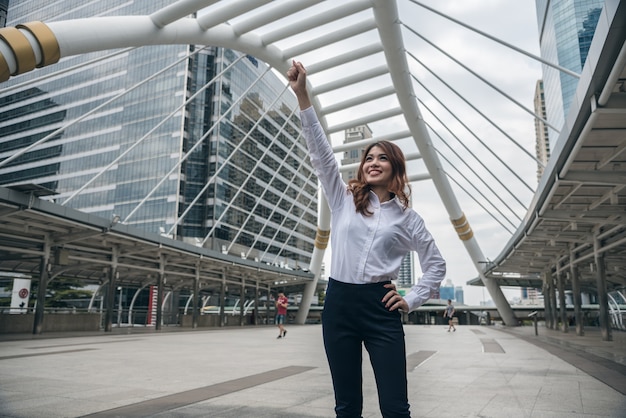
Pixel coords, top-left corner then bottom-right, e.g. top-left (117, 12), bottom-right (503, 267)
top-left (0, 1), bottom-right (318, 269)
top-left (397, 252), bottom-right (414, 289)
top-left (454, 286), bottom-right (464, 304)
top-left (533, 80), bottom-right (550, 181)
top-left (535, 0), bottom-right (604, 147)
top-left (439, 279), bottom-right (455, 301)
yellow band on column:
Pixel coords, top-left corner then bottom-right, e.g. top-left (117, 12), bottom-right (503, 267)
top-left (314, 228), bottom-right (330, 250)
top-left (451, 213), bottom-right (473, 241)
top-left (0, 52), bottom-right (9, 82)
top-left (17, 22), bottom-right (60, 67)
top-left (0, 27), bottom-right (36, 75)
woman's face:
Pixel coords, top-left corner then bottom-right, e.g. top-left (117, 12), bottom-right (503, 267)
top-left (362, 145), bottom-right (393, 188)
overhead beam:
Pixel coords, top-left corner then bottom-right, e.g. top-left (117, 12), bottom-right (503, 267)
top-left (282, 18), bottom-right (377, 58)
top-left (196, 0), bottom-right (272, 30)
top-left (150, 0), bottom-right (219, 28)
top-left (260, 0), bottom-right (372, 44)
top-left (561, 170), bottom-right (626, 185)
top-left (313, 65), bottom-right (389, 95)
top-left (327, 107), bottom-right (403, 134)
top-left (321, 85), bottom-right (396, 114)
top-left (232, 0), bottom-right (324, 36)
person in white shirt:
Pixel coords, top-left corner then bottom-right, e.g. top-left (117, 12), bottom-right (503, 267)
top-left (287, 61), bottom-right (446, 418)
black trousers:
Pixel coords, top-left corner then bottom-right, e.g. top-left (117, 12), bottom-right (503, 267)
top-left (322, 278), bottom-right (410, 418)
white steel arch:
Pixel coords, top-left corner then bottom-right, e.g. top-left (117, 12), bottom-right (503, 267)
top-left (0, 0), bottom-right (552, 325)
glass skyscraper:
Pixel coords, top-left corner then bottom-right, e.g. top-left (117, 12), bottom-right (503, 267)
top-left (0, 0), bottom-right (7, 27)
top-left (535, 0), bottom-right (604, 147)
top-left (533, 79), bottom-right (550, 181)
top-left (0, 0), bottom-right (318, 269)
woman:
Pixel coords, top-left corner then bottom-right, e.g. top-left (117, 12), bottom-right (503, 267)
top-left (287, 61), bottom-right (446, 418)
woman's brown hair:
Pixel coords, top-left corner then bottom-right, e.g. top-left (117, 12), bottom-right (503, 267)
top-left (347, 140), bottom-right (411, 216)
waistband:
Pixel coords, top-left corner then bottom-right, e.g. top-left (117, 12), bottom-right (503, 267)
top-left (328, 277), bottom-right (391, 287)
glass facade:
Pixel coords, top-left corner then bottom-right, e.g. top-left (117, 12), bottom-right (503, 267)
top-left (200, 49), bottom-right (317, 264)
top-left (535, 0), bottom-right (604, 148)
top-left (0, 0), bottom-right (318, 268)
top-left (0, 0), bottom-right (7, 27)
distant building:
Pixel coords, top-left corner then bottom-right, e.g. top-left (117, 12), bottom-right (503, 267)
top-left (439, 279), bottom-right (455, 301)
top-left (521, 287), bottom-right (543, 305)
top-left (533, 80), bottom-right (550, 181)
top-left (397, 253), bottom-right (414, 288)
top-left (536, 0), bottom-right (604, 147)
top-left (454, 286), bottom-right (464, 304)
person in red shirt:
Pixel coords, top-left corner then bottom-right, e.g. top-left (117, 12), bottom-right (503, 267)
top-left (275, 291), bottom-right (288, 339)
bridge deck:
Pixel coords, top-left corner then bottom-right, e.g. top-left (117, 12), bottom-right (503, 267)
top-left (1, 324), bottom-right (624, 417)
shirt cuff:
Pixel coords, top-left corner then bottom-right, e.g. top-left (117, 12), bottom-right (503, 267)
top-left (299, 106), bottom-right (317, 127)
top-left (403, 291), bottom-right (423, 312)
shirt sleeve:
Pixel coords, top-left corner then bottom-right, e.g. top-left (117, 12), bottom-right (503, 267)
top-left (403, 216), bottom-right (447, 312)
top-left (300, 107), bottom-right (347, 210)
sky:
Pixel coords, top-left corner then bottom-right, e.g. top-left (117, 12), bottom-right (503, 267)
top-left (302, 1), bottom-right (546, 306)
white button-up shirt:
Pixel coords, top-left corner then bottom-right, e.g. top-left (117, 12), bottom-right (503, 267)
top-left (301, 106), bottom-right (446, 312)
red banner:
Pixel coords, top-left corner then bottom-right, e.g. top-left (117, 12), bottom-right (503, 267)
top-left (146, 286), bottom-right (157, 326)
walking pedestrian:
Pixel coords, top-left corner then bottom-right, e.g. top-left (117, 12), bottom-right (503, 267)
top-left (444, 299), bottom-right (456, 332)
top-left (275, 291), bottom-right (288, 339)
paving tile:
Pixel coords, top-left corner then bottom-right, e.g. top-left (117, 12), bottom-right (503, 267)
top-left (0, 324), bottom-right (624, 417)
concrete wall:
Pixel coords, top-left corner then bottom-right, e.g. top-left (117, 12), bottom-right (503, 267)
top-left (180, 314), bottom-right (221, 327)
top-left (179, 314), bottom-right (254, 327)
top-left (0, 313), bottom-right (100, 333)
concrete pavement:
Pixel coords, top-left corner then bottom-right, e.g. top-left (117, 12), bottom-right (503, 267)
top-left (0, 324), bottom-right (625, 417)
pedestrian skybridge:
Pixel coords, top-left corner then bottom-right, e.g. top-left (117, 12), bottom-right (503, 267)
top-left (0, 0), bottom-right (624, 333)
